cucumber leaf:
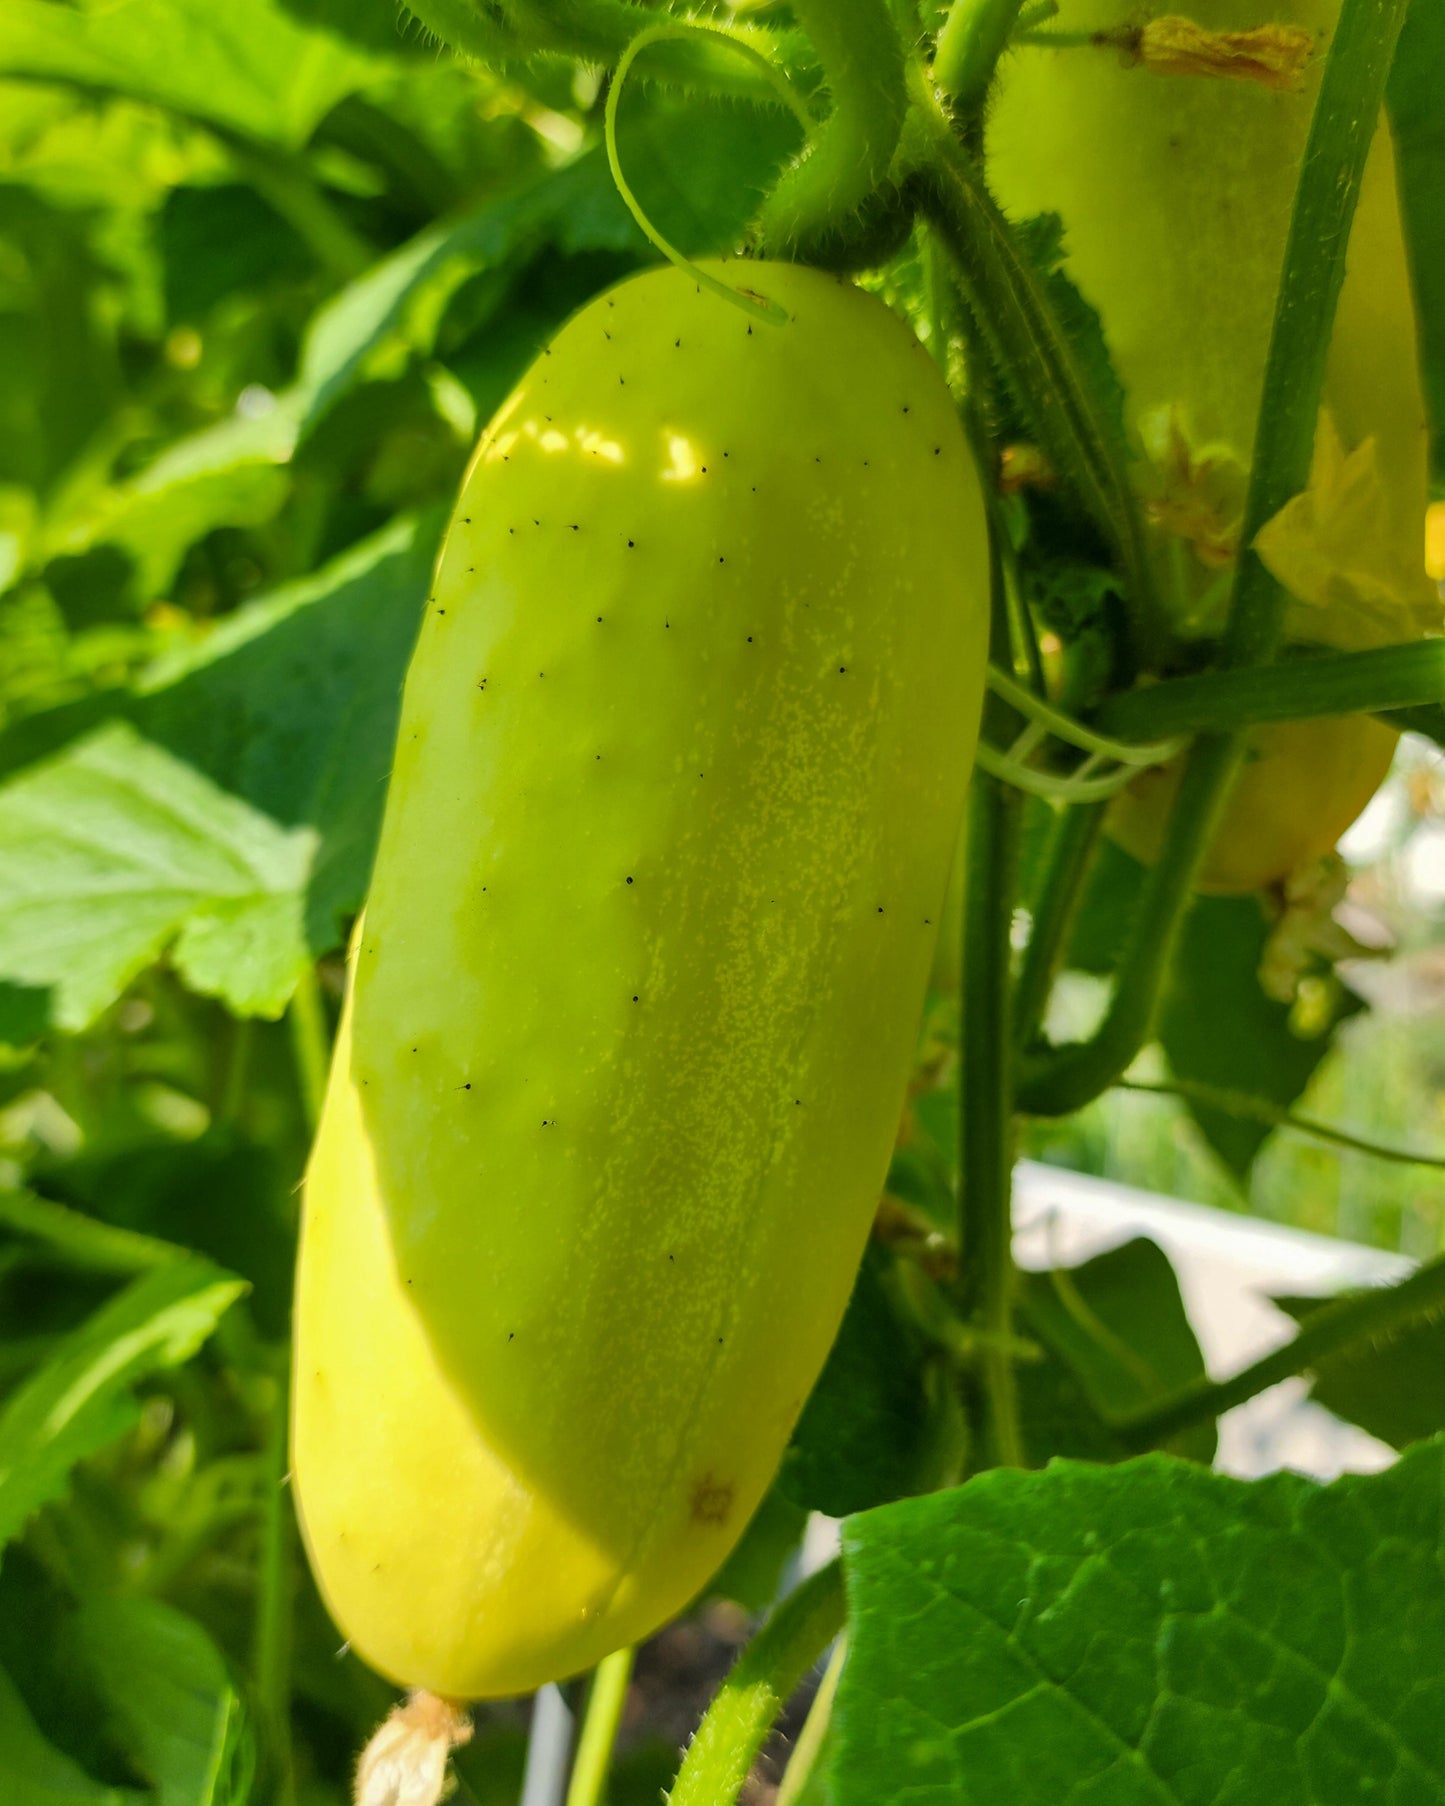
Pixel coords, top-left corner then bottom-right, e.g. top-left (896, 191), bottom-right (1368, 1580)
top-left (0, 1258), bottom-right (243, 1557)
top-left (1275, 1288), bottom-right (1445, 1452)
top-left (1017, 1235), bottom-right (1215, 1466)
top-left (74, 1597), bottom-right (254, 1806)
top-left (827, 1440), bottom-right (1445, 1804)
top-left (0, 1660), bottom-right (144, 1806)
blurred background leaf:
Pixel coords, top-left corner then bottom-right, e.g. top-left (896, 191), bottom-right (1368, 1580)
top-left (0, 1657), bottom-right (146, 1806)
top-left (1017, 1236), bottom-right (1216, 1466)
top-left (0, 1258), bottom-right (242, 1553)
top-left (74, 1596), bottom-right (254, 1806)
top-left (1275, 1287), bottom-right (1445, 1452)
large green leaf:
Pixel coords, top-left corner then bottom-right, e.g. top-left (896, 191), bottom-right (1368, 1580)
top-left (41, 1132), bottom-right (296, 1336)
top-left (1017, 1236), bottom-right (1215, 1466)
top-left (0, 187), bottom-right (123, 497)
top-left (1157, 892), bottom-right (1362, 1180)
top-left (0, 721), bottom-right (316, 1026)
top-left (0, 1660), bottom-right (144, 1806)
top-left (0, 1258), bottom-right (243, 1556)
top-left (75, 1597), bottom-right (254, 1806)
top-left (828, 1440), bottom-right (1445, 1804)
top-left (1061, 836), bottom-right (1359, 1178)
top-left (0, 512), bottom-right (436, 1029)
top-left (0, 1188), bottom-right (181, 1278)
top-left (779, 1245), bottom-right (938, 1518)
top-left (39, 403), bottom-right (299, 604)
top-left (0, 0), bottom-right (397, 150)
top-left (132, 510), bottom-right (438, 959)
top-left (296, 93), bottom-right (801, 437)
top-left (1275, 1288), bottom-right (1445, 1452)
top-left (294, 155), bottom-right (633, 438)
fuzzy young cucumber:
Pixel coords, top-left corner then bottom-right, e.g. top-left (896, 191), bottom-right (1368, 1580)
top-left (292, 260), bottom-right (988, 1699)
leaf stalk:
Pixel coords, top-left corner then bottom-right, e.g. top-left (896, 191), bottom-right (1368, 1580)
top-left (667, 1562), bottom-right (846, 1806)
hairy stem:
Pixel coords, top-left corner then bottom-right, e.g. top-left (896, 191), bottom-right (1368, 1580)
top-left (667, 1562), bottom-right (846, 1806)
top-left (402, 0), bottom-right (797, 105)
top-left (909, 74), bottom-right (1162, 665)
top-left (955, 537), bottom-right (1024, 1469)
top-left (254, 1359), bottom-right (297, 1806)
top-left (1115, 1255), bottom-right (1445, 1450)
top-left (1094, 638), bottom-right (1445, 741)
top-left (933, 0), bottom-right (1030, 114)
top-left (757, 0), bottom-right (908, 254)
top-left (1118, 1078), bottom-right (1445, 1172)
top-left (1013, 801), bottom-right (1105, 1051)
top-left (288, 966), bottom-right (330, 1134)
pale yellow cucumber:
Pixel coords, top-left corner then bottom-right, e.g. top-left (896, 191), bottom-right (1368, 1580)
top-left (292, 259), bottom-right (988, 1698)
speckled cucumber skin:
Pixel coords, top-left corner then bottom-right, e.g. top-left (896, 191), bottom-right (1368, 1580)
top-left (292, 260), bottom-right (988, 1699)
top-left (987, 0), bottom-right (1430, 587)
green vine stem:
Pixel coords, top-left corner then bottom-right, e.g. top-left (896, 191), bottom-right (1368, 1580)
top-left (401, 0), bottom-right (799, 107)
top-left (254, 1356), bottom-right (297, 1806)
top-left (1220, 0), bottom-right (1413, 674)
top-left (955, 538), bottom-right (1025, 1471)
top-left (288, 966), bottom-right (331, 1135)
top-left (1114, 1253), bottom-right (1445, 1452)
top-left (0, 1188), bottom-right (179, 1274)
top-left (257, 973), bottom-right (334, 1806)
top-left (755, 0), bottom-right (908, 256)
top-left (957, 767), bottom-right (1025, 1469)
top-left (907, 72), bottom-right (1164, 666)
top-left (1014, 0), bottom-right (1412, 1118)
top-left (564, 1645), bottom-right (635, 1806)
top-left (1094, 638), bottom-right (1445, 741)
top-left (775, 1635), bottom-right (847, 1806)
top-left (605, 24), bottom-right (807, 327)
top-left (932, 0), bottom-right (1030, 115)
top-left (922, 229), bottom-right (952, 375)
top-left (219, 1015), bottom-right (255, 1125)
top-left (667, 1562), bottom-right (847, 1806)
top-left (1015, 733), bottom-right (1238, 1115)
top-left (1012, 800), bottom-right (1105, 1052)
top-left (977, 664), bottom-right (1186, 803)
top-left (1117, 1078), bottom-right (1445, 1173)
